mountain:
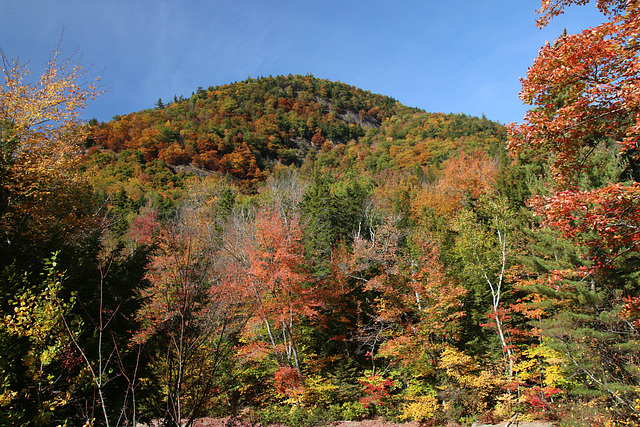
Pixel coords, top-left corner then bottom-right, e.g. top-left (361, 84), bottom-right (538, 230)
top-left (84, 75), bottom-right (506, 191)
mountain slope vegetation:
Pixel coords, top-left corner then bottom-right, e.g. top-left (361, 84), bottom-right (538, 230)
top-left (87, 74), bottom-right (504, 179)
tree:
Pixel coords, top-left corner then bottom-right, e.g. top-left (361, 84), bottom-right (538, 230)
top-left (0, 43), bottom-right (108, 425)
top-left (0, 254), bottom-right (77, 426)
top-left (0, 43), bottom-right (101, 249)
top-left (509, 2), bottom-right (640, 188)
top-left (134, 197), bottom-right (239, 427)
top-left (222, 205), bottom-right (317, 373)
top-left (452, 194), bottom-right (519, 380)
top-left (411, 148), bottom-right (498, 221)
top-left (507, 1), bottom-right (640, 419)
top-left (300, 172), bottom-right (370, 276)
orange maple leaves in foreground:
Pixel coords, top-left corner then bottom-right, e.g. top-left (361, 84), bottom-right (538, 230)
top-left (509, 0), bottom-right (640, 323)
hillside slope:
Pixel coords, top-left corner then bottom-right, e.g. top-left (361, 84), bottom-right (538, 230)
top-left (85, 75), bottom-right (506, 188)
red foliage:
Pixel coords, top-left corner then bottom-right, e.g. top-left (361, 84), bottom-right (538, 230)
top-left (128, 209), bottom-right (159, 246)
top-left (359, 375), bottom-right (395, 408)
top-left (531, 184), bottom-right (640, 271)
top-left (508, 6), bottom-right (640, 187)
top-left (274, 366), bottom-right (303, 397)
top-left (508, 2), bottom-right (640, 325)
top-left (522, 386), bottom-right (561, 414)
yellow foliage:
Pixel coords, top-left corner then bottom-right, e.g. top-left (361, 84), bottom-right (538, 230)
top-left (0, 44), bottom-right (101, 169)
top-left (492, 392), bottom-right (519, 421)
top-left (284, 374), bottom-right (339, 407)
top-left (439, 346), bottom-right (500, 401)
top-left (0, 255), bottom-right (77, 419)
top-left (522, 343), bottom-right (574, 390)
top-left (399, 394), bottom-right (439, 421)
top-left (0, 44), bottom-right (101, 244)
top-left (1, 262), bottom-right (74, 369)
top-left (0, 389), bottom-right (17, 408)
top-left (513, 357), bottom-right (539, 383)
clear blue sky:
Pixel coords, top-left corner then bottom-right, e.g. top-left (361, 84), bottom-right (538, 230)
top-left (1, 0), bottom-right (606, 124)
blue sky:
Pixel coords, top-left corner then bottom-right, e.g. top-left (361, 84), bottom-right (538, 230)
top-left (2, 1), bottom-right (606, 124)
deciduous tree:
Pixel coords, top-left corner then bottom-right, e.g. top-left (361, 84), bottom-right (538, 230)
top-left (0, 43), bottom-right (101, 249)
top-left (134, 198), bottom-right (238, 426)
top-left (507, 1), bottom-right (640, 419)
top-left (222, 205), bottom-right (317, 373)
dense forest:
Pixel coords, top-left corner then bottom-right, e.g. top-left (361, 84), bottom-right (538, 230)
top-left (2, 1), bottom-right (640, 426)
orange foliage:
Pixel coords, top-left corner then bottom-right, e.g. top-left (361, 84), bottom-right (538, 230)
top-left (412, 148), bottom-right (498, 219)
top-left (535, 0), bottom-right (627, 27)
top-left (509, 2), bottom-right (640, 187)
top-left (0, 44), bottom-right (101, 245)
top-left (509, 1), bottom-right (640, 325)
top-left (220, 206), bottom-right (318, 369)
top-left (219, 141), bottom-right (265, 182)
top-left (160, 141), bottom-right (193, 165)
top-left (343, 214), bottom-right (466, 362)
top-left (274, 365), bottom-right (303, 397)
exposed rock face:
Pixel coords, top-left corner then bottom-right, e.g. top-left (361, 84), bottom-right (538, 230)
top-left (169, 164), bottom-right (216, 178)
top-left (314, 95), bottom-right (382, 129)
top-left (335, 108), bottom-right (381, 129)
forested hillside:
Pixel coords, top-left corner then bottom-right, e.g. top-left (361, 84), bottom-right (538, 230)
top-left (2, 1), bottom-right (640, 426)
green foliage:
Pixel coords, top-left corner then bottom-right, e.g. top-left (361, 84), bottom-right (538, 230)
top-left (0, 254), bottom-right (79, 426)
top-left (300, 172), bottom-right (371, 276)
top-left (256, 404), bottom-right (340, 427)
top-left (334, 401), bottom-right (371, 421)
top-left (449, 194), bottom-right (524, 356)
top-left (84, 149), bottom-right (187, 231)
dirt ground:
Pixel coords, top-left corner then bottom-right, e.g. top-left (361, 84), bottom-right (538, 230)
top-left (182, 417), bottom-right (555, 427)
top-left (470, 422), bottom-right (554, 427)
top-left (187, 419), bottom-right (419, 427)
